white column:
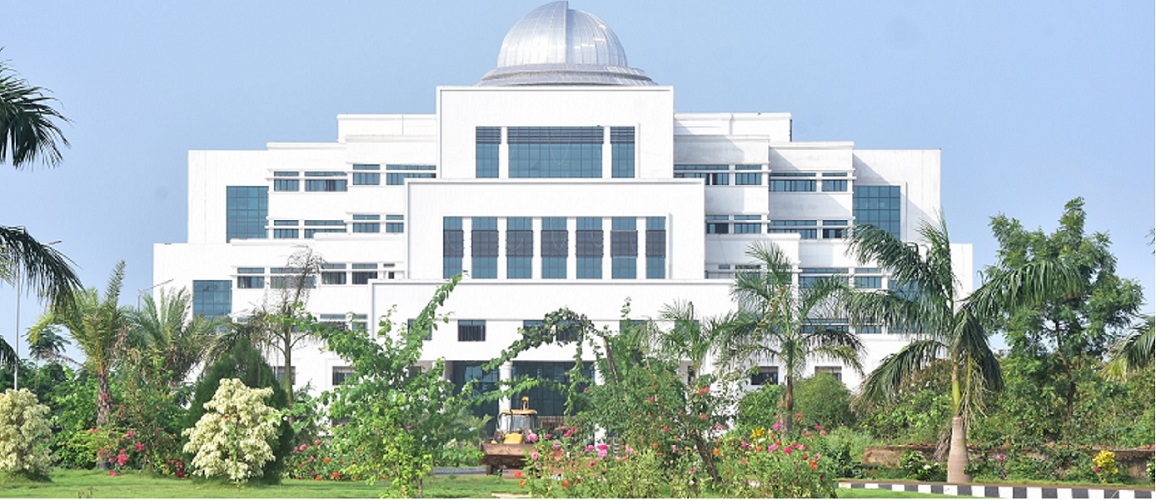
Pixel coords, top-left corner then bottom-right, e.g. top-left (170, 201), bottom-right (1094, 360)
top-left (567, 217), bottom-right (576, 280)
top-left (498, 361), bottom-right (514, 413)
top-left (531, 217), bottom-right (541, 279)
top-left (496, 217), bottom-right (507, 279)
top-left (461, 217), bottom-right (473, 278)
top-left (601, 217), bottom-right (611, 279)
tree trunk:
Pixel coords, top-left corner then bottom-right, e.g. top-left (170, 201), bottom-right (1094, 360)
top-left (946, 416), bottom-right (971, 483)
top-left (783, 373), bottom-right (794, 434)
top-left (283, 331), bottom-right (294, 408)
top-left (96, 371), bottom-right (112, 428)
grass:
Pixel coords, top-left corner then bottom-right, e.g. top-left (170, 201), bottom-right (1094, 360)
top-left (0, 470), bottom-right (965, 498)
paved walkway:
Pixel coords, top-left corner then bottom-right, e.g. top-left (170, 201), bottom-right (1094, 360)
top-left (839, 481), bottom-right (1154, 499)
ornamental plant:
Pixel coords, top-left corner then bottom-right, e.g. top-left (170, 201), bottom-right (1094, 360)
top-left (715, 423), bottom-right (837, 498)
top-left (0, 389), bottom-right (53, 479)
top-left (182, 379), bottom-right (281, 483)
top-left (1091, 450), bottom-right (1119, 484)
top-left (521, 427), bottom-right (675, 498)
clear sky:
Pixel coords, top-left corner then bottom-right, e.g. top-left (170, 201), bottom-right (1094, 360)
top-left (1, 1), bottom-right (1152, 357)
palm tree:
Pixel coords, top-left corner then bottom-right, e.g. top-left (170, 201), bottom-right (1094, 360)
top-left (130, 288), bottom-right (224, 387)
top-left (28, 261), bottom-right (132, 427)
top-left (0, 54), bottom-right (70, 169)
top-left (1105, 315), bottom-right (1154, 381)
top-left (25, 324), bottom-right (70, 363)
top-left (1, 55), bottom-right (80, 367)
top-left (728, 241), bottom-right (865, 432)
top-left (644, 300), bottom-right (735, 383)
top-left (847, 219), bottom-right (1078, 483)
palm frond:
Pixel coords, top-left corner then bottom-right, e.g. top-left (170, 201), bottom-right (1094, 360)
top-left (847, 224), bottom-right (936, 296)
top-left (967, 257), bottom-right (1083, 321)
top-left (0, 57), bottom-right (71, 169)
top-left (859, 338), bottom-right (946, 406)
top-left (0, 225), bottom-right (82, 308)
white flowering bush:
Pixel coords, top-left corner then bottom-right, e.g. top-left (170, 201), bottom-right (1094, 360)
top-left (0, 389), bottom-right (53, 478)
top-left (182, 378), bottom-right (280, 483)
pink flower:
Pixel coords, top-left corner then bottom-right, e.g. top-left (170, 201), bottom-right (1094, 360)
top-left (596, 443), bottom-right (608, 451)
top-left (299, 444), bottom-right (308, 451)
top-left (672, 444), bottom-right (678, 453)
top-left (819, 430), bottom-right (828, 436)
top-left (597, 448), bottom-right (608, 458)
top-left (646, 396), bottom-right (655, 403)
top-left (585, 444), bottom-right (595, 452)
top-left (662, 426), bottom-right (670, 432)
top-left (308, 456), bottom-right (315, 463)
top-left (544, 433), bottom-right (553, 439)
top-left (699, 413), bottom-right (708, 420)
top-left (772, 423), bottom-right (782, 431)
top-left (997, 453), bottom-right (1005, 462)
top-left (125, 430), bottom-right (136, 438)
top-left (625, 445), bottom-right (634, 454)
top-left (526, 432), bottom-right (538, 443)
top-left (563, 426), bottom-right (577, 438)
top-left (814, 425), bottom-right (822, 430)
top-left (133, 442), bottom-right (145, 452)
top-left (108, 470), bottom-right (117, 476)
top-left (530, 450), bottom-right (539, 461)
top-left (552, 441), bottom-right (562, 450)
top-left (769, 444), bottom-right (778, 451)
top-left (1094, 466), bottom-right (1101, 473)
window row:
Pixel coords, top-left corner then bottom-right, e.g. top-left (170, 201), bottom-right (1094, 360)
top-left (768, 172), bottom-right (849, 192)
top-left (444, 216), bottom-right (665, 280)
top-left (476, 126), bottom-right (635, 179)
top-left (271, 166), bottom-right (437, 191)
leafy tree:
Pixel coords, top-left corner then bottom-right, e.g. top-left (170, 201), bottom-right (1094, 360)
top-left (987, 198), bottom-right (1144, 422)
top-left (183, 379), bottom-right (281, 483)
top-left (130, 288), bottom-right (223, 387)
top-left (0, 389), bottom-right (52, 479)
top-left (24, 325), bottom-right (69, 363)
top-left (27, 261), bottom-right (132, 427)
top-left (317, 275), bottom-right (466, 497)
top-left (794, 373), bottom-right (854, 429)
top-left (847, 218), bottom-right (1078, 483)
top-left (729, 241), bottom-right (864, 432)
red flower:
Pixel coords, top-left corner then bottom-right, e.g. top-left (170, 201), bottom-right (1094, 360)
top-left (108, 471), bottom-right (117, 476)
top-left (323, 457), bottom-right (331, 464)
top-left (519, 479), bottom-right (526, 488)
top-left (513, 470), bottom-right (522, 479)
top-left (331, 471), bottom-right (340, 480)
top-left (133, 442), bottom-right (145, 452)
top-left (561, 480), bottom-right (572, 488)
top-left (315, 476), bottom-right (322, 481)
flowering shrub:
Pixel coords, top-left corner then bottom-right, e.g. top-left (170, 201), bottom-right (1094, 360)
top-left (521, 426), bottom-right (679, 498)
top-left (182, 379), bottom-right (281, 483)
top-left (715, 424), bottom-right (837, 498)
top-left (1091, 450), bottom-right (1119, 484)
top-left (0, 389), bottom-right (53, 478)
top-left (286, 438), bottom-right (348, 481)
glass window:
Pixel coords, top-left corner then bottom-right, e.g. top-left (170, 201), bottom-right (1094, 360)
top-left (576, 217), bottom-right (602, 279)
top-left (857, 325), bottom-right (883, 334)
top-left (443, 217), bottom-right (463, 279)
top-left (769, 220), bottom-right (818, 239)
top-left (273, 228), bottom-right (298, 239)
top-left (458, 320), bottom-right (486, 342)
top-left (352, 164), bottom-right (380, 170)
top-left (351, 271), bottom-right (377, 285)
top-left (706, 222), bottom-right (729, 234)
top-left (471, 217), bottom-right (498, 279)
top-left (751, 366), bottom-right (779, 386)
top-left (273, 171), bottom-right (298, 177)
top-left (822, 179), bottom-right (848, 192)
top-left (353, 172), bottom-right (380, 185)
top-left (645, 217), bottom-right (666, 279)
top-left (814, 366), bottom-right (842, 382)
top-left (385, 222), bottom-right (404, 233)
top-left (273, 179), bottom-right (299, 191)
top-left (734, 223), bottom-right (762, 234)
top-left (273, 367), bottom-right (296, 386)
top-left (332, 366), bottom-right (354, 386)
top-left (853, 185), bottom-right (902, 238)
top-left (476, 127), bottom-right (500, 179)
top-left (305, 179), bottom-right (348, 192)
top-left (236, 276), bottom-right (264, 289)
top-left (353, 214), bottom-right (379, 221)
top-left (735, 173), bottom-right (763, 185)
top-left (675, 166), bottom-right (730, 186)
top-left (225, 186), bottom-right (268, 242)
top-left (352, 222), bottom-right (379, 233)
top-left (322, 272), bottom-right (347, 285)
top-left (769, 179), bottom-right (816, 192)
top-left (541, 217), bottom-right (568, 279)
top-left (610, 217), bottom-right (637, 279)
top-left (507, 217), bottom-right (533, 279)
top-left (509, 127), bottom-right (603, 178)
top-left (511, 361), bottom-right (593, 417)
top-left (192, 280), bottom-right (231, 318)
top-left (855, 276), bottom-right (883, 289)
top-left (611, 127), bottom-right (635, 178)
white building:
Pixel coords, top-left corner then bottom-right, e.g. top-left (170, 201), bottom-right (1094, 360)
top-left (153, 1), bottom-right (972, 418)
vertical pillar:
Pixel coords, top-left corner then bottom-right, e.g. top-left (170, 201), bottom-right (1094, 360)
top-left (498, 361), bottom-right (514, 412)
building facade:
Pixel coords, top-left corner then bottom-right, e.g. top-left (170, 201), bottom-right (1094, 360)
top-left (153, 1), bottom-right (972, 416)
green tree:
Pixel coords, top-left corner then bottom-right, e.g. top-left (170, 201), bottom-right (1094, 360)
top-left (27, 261), bottom-right (132, 427)
top-left (24, 325), bottom-right (69, 363)
top-left (988, 198), bottom-right (1143, 422)
top-left (130, 288), bottom-right (223, 387)
top-left (847, 218), bottom-right (1078, 483)
top-left (1105, 314), bottom-right (1154, 381)
top-left (729, 241), bottom-right (865, 432)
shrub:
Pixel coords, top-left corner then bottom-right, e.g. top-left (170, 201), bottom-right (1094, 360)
top-left (522, 429), bottom-right (685, 498)
top-left (182, 379), bottom-right (281, 483)
top-left (1091, 450), bottom-right (1120, 484)
top-left (795, 374), bottom-right (854, 429)
top-left (716, 425), bottom-right (838, 498)
top-left (737, 384), bottom-right (783, 429)
top-left (900, 451), bottom-right (945, 482)
top-left (0, 389), bottom-right (53, 478)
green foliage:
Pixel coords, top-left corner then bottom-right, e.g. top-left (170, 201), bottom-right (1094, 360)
top-left (794, 374), bottom-right (854, 429)
top-left (522, 435), bottom-right (682, 498)
top-left (0, 389), bottom-right (53, 478)
top-left (855, 361), bottom-right (952, 444)
top-left (736, 384), bottom-right (783, 429)
top-left (111, 351), bottom-right (188, 475)
top-left (317, 275), bottom-right (467, 497)
top-left (900, 451), bottom-right (945, 482)
top-left (187, 335), bottom-right (292, 482)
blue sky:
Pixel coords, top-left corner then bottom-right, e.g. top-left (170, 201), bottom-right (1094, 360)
top-left (1, 1), bottom-right (1152, 356)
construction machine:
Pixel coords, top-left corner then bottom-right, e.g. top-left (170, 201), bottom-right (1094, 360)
top-left (480, 396), bottom-right (538, 474)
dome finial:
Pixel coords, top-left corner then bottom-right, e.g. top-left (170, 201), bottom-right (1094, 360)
top-left (477, 1), bottom-right (655, 87)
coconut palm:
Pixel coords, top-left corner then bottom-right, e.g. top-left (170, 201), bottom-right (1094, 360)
top-left (0, 54), bottom-right (70, 169)
top-left (1105, 315), bottom-right (1154, 381)
top-left (28, 261), bottom-right (132, 427)
top-left (728, 240), bottom-right (865, 432)
top-left (847, 219), bottom-right (1078, 483)
top-left (643, 300), bottom-right (736, 383)
top-left (130, 288), bottom-right (224, 387)
top-left (25, 324), bottom-right (71, 363)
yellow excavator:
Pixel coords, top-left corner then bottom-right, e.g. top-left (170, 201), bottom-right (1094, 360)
top-left (480, 396), bottom-right (539, 474)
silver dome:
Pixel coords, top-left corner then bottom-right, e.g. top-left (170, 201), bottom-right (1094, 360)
top-left (478, 1), bottom-right (655, 87)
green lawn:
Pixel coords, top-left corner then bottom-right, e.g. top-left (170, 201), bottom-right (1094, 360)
top-left (0, 470), bottom-right (959, 498)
